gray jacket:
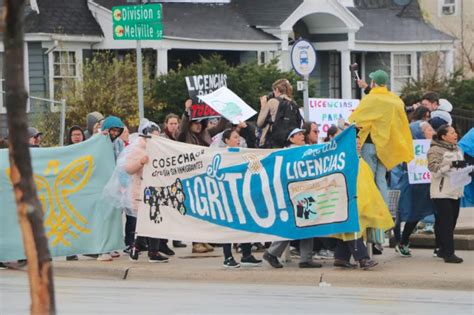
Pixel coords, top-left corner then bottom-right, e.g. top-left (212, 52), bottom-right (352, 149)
top-left (427, 139), bottom-right (464, 200)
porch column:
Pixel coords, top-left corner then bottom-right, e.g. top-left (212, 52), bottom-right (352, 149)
top-left (340, 49), bottom-right (352, 99)
top-left (444, 49), bottom-right (454, 75)
top-left (277, 30), bottom-right (292, 71)
top-left (156, 48), bottom-right (168, 77)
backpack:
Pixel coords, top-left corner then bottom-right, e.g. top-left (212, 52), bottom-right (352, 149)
top-left (264, 97), bottom-right (303, 148)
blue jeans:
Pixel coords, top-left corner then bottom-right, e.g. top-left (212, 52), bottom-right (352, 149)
top-left (360, 143), bottom-right (389, 205)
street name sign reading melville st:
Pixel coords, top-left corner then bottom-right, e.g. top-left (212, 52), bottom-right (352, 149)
top-left (112, 4), bottom-right (163, 40)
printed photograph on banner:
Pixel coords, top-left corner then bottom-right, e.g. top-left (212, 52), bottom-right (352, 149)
top-left (288, 173), bottom-right (348, 228)
top-left (307, 98), bottom-right (359, 138)
top-left (185, 73), bottom-right (227, 120)
top-left (407, 139), bottom-right (431, 184)
top-left (198, 86), bottom-right (257, 124)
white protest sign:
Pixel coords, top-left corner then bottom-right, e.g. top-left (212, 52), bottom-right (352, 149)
top-left (198, 86), bottom-right (257, 124)
top-left (307, 98), bottom-right (359, 138)
top-left (407, 139), bottom-right (431, 184)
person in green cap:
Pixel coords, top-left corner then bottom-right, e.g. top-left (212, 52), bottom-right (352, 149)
top-left (349, 69), bottom-right (414, 207)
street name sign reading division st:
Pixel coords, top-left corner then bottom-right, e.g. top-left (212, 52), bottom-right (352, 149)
top-left (112, 4), bottom-right (163, 40)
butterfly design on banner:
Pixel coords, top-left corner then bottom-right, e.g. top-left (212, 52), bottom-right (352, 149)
top-left (6, 156), bottom-right (94, 247)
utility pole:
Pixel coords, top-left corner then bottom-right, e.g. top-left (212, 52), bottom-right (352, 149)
top-left (3, 0), bottom-right (56, 313)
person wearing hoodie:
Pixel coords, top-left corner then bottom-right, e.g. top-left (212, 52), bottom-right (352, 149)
top-left (429, 98), bottom-right (453, 130)
top-left (84, 111), bottom-right (104, 139)
top-left (101, 115), bottom-right (125, 160)
top-left (427, 125), bottom-right (467, 264)
top-left (96, 115), bottom-right (125, 261)
top-left (124, 119), bottom-right (170, 263)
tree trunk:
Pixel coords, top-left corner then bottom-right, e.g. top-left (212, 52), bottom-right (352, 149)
top-left (3, 1), bottom-right (56, 314)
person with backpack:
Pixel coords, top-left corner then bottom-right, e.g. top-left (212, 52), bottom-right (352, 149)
top-left (257, 79), bottom-right (303, 148)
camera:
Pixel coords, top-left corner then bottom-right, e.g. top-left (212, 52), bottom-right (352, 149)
top-left (452, 160), bottom-right (467, 169)
top-left (266, 92), bottom-right (275, 100)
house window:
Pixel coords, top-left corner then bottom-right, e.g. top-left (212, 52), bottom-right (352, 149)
top-left (393, 53), bottom-right (415, 94)
top-left (329, 52), bottom-right (341, 98)
top-left (52, 51), bottom-right (77, 99)
top-left (439, 0), bottom-right (457, 16)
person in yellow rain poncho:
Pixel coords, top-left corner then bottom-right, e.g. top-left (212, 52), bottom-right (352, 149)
top-left (349, 70), bottom-right (414, 205)
top-left (332, 137), bottom-right (394, 270)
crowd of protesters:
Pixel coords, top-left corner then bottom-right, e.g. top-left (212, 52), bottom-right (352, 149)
top-left (0, 69), bottom-right (472, 271)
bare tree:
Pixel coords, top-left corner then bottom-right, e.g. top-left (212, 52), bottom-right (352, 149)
top-left (3, 0), bottom-right (56, 314)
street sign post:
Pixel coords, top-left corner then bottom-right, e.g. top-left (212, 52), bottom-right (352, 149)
top-left (112, 3), bottom-right (163, 119)
top-left (290, 39), bottom-right (317, 121)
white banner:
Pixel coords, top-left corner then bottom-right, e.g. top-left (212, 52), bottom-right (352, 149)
top-left (198, 86), bottom-right (257, 124)
top-left (135, 127), bottom-right (361, 243)
top-left (308, 98), bottom-right (359, 138)
top-left (407, 139), bottom-right (431, 184)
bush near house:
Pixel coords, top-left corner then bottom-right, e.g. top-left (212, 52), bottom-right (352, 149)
top-left (400, 69), bottom-right (474, 110)
top-left (151, 55), bottom-right (312, 124)
top-left (64, 51), bottom-right (159, 130)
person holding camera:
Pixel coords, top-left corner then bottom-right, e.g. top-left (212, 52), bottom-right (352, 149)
top-left (427, 125), bottom-right (467, 264)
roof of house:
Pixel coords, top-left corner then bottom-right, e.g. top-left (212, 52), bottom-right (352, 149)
top-left (16, 0), bottom-right (453, 43)
top-left (93, 0), bottom-right (278, 41)
top-left (232, 0), bottom-right (303, 28)
top-left (351, 0), bottom-right (454, 42)
top-left (24, 0), bottom-right (103, 37)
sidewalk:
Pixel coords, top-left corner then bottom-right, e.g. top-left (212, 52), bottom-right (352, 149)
top-left (46, 246), bottom-right (474, 291)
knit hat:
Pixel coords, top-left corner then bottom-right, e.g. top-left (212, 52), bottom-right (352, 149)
top-left (102, 116), bottom-right (124, 131)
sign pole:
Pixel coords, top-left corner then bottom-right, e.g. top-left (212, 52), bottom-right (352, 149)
top-left (136, 39), bottom-right (144, 120)
top-left (303, 74), bottom-right (309, 121)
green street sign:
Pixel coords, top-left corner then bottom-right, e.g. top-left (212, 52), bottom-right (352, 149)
top-left (113, 22), bottom-right (163, 40)
top-left (112, 4), bottom-right (162, 24)
top-left (112, 4), bottom-right (163, 40)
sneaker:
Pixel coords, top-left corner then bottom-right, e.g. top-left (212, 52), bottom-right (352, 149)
top-left (148, 252), bottom-right (169, 263)
top-left (66, 255), bottom-right (78, 261)
top-left (395, 244), bottom-right (412, 257)
top-left (433, 248), bottom-right (443, 258)
top-left (263, 251), bottom-right (283, 268)
top-left (129, 246), bottom-right (140, 261)
top-left (333, 259), bottom-right (357, 269)
top-left (422, 224), bottom-right (435, 234)
top-left (83, 254), bottom-right (99, 259)
top-left (97, 253), bottom-right (113, 261)
top-left (251, 243), bottom-right (266, 252)
top-left (159, 244), bottom-right (175, 256)
top-left (373, 244), bottom-right (383, 255)
top-left (192, 243), bottom-right (208, 254)
top-left (299, 260), bottom-right (322, 268)
top-left (202, 243), bottom-right (214, 252)
top-left (172, 241), bottom-right (187, 248)
top-left (110, 251), bottom-right (121, 258)
top-left (444, 255), bottom-right (463, 264)
top-left (0, 262), bottom-right (7, 270)
top-left (359, 259), bottom-right (378, 270)
top-left (290, 248), bottom-right (300, 258)
top-left (240, 255), bottom-right (262, 267)
top-left (123, 246), bottom-right (132, 254)
top-left (223, 257), bottom-right (240, 268)
top-left (315, 249), bottom-right (334, 260)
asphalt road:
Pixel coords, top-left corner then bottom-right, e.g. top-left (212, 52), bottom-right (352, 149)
top-left (1, 271), bottom-right (473, 315)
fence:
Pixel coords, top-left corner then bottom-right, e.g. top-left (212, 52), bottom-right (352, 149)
top-left (0, 94), bottom-right (66, 147)
top-left (28, 96), bottom-right (66, 147)
top-left (452, 108), bottom-right (474, 137)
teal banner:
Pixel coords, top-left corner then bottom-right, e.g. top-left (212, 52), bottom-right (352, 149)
top-left (0, 135), bottom-right (123, 261)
